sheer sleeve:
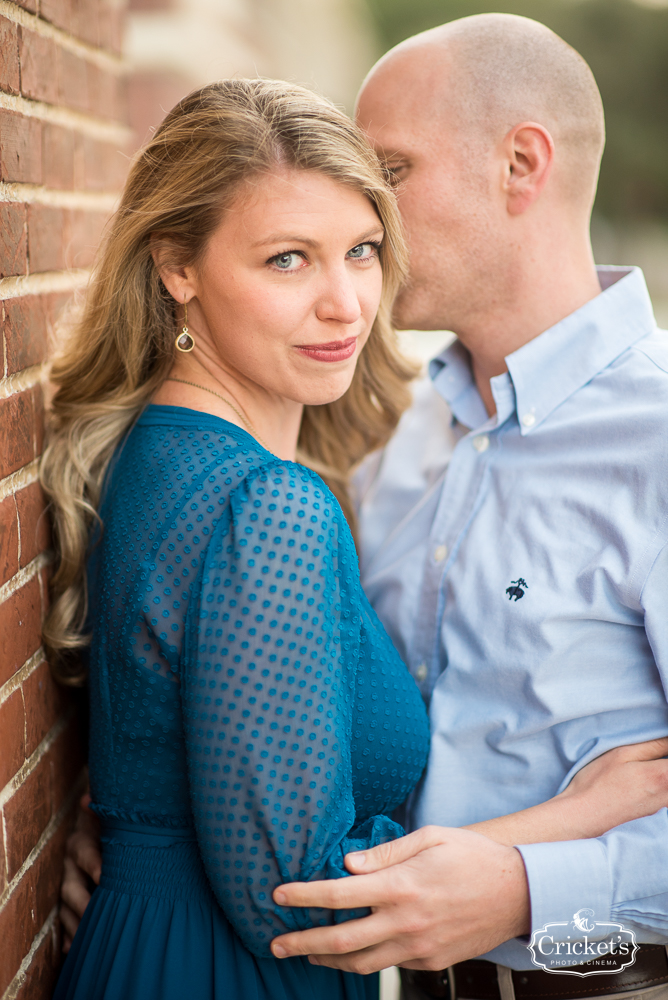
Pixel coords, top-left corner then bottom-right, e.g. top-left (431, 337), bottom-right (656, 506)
top-left (182, 461), bottom-right (403, 956)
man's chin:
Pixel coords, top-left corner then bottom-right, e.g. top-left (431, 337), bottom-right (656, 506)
top-left (392, 290), bottom-right (446, 332)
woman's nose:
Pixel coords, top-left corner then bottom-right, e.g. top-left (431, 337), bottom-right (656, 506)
top-left (315, 268), bottom-right (362, 326)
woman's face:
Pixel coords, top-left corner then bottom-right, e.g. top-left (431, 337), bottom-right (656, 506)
top-left (182, 168), bottom-right (385, 406)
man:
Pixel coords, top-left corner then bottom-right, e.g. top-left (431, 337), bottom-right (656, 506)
top-left (62, 13), bottom-right (668, 1000)
top-left (266, 12), bottom-right (668, 998)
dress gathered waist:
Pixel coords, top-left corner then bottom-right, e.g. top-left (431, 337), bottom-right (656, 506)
top-left (99, 818), bottom-right (211, 903)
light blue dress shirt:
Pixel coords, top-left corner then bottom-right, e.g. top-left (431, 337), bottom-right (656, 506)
top-left (354, 266), bottom-right (668, 969)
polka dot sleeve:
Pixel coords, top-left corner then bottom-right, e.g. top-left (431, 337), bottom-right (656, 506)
top-left (182, 461), bottom-right (403, 956)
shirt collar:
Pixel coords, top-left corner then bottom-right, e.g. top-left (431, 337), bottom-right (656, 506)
top-left (429, 266), bottom-right (657, 434)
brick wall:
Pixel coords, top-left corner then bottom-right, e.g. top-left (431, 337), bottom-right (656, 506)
top-left (0, 3), bottom-right (130, 998)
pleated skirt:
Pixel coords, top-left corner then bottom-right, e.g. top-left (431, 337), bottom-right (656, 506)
top-left (53, 820), bottom-right (378, 1000)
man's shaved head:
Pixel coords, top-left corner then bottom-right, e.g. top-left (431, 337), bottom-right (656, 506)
top-left (356, 14), bottom-right (605, 334)
top-left (380, 13), bottom-right (605, 199)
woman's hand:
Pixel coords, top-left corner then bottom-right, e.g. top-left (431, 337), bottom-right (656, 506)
top-left (467, 737), bottom-right (668, 846)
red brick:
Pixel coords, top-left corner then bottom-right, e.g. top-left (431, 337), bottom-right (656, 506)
top-left (72, 0), bottom-right (100, 47)
top-left (0, 111), bottom-right (42, 184)
top-left (39, 562), bottom-right (50, 621)
top-left (4, 752), bottom-right (51, 880)
top-left (0, 203), bottom-right (27, 279)
top-left (0, 575), bottom-right (42, 686)
top-left (130, 0), bottom-right (173, 10)
top-left (57, 47), bottom-right (88, 114)
top-left (87, 63), bottom-right (126, 122)
top-left (38, 0), bottom-right (72, 34)
top-left (42, 123), bottom-right (75, 189)
top-left (0, 688), bottom-right (25, 789)
top-left (3, 297), bottom-right (48, 375)
top-left (0, 806), bottom-right (72, 994)
top-left (0, 494), bottom-right (20, 588)
top-left (14, 919), bottom-right (60, 1000)
top-left (0, 391), bottom-right (34, 480)
top-left (49, 717), bottom-right (85, 816)
top-left (23, 660), bottom-right (67, 757)
top-left (0, 16), bottom-right (20, 96)
top-left (128, 71), bottom-right (189, 148)
top-left (75, 133), bottom-right (129, 191)
top-left (17, 482), bottom-right (50, 567)
top-left (27, 205), bottom-right (68, 274)
top-left (18, 28), bottom-right (58, 106)
top-left (98, 3), bottom-right (124, 55)
top-left (0, 807), bottom-right (6, 892)
top-left (66, 210), bottom-right (108, 269)
top-left (32, 385), bottom-right (44, 460)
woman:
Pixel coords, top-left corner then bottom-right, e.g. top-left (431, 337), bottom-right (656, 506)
top-left (45, 78), bottom-right (428, 1000)
top-left (44, 79), bottom-right (668, 1000)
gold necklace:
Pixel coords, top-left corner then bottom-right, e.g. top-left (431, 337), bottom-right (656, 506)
top-left (166, 377), bottom-right (269, 450)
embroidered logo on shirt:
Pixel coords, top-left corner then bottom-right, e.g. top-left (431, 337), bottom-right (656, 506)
top-left (506, 578), bottom-right (528, 601)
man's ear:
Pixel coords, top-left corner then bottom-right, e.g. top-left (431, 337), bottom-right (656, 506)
top-left (150, 234), bottom-right (197, 305)
top-left (502, 122), bottom-right (554, 216)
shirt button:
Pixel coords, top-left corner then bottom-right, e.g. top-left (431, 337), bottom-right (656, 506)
top-left (416, 662), bottom-right (428, 682)
top-left (521, 413), bottom-right (536, 428)
top-left (472, 434), bottom-right (489, 452)
top-left (434, 544), bottom-right (448, 563)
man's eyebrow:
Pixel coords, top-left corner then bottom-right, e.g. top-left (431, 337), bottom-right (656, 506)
top-left (253, 225), bottom-right (385, 250)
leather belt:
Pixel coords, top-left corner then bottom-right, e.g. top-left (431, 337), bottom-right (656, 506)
top-left (404, 946), bottom-right (668, 1000)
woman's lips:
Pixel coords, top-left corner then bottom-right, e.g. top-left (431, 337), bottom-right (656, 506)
top-left (294, 336), bottom-right (358, 363)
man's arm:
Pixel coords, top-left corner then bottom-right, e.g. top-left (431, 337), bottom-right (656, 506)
top-left (270, 738), bottom-right (668, 971)
top-left (60, 794), bottom-right (101, 953)
top-left (516, 540), bottom-right (668, 952)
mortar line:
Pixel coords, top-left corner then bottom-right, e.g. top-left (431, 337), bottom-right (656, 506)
top-left (0, 459), bottom-right (40, 503)
top-left (0, 709), bottom-right (73, 812)
top-left (0, 0), bottom-right (126, 73)
top-left (0, 764), bottom-right (85, 910)
top-left (0, 362), bottom-right (44, 400)
top-left (0, 181), bottom-right (120, 211)
top-left (0, 647), bottom-right (45, 708)
top-left (0, 905), bottom-right (59, 1000)
top-left (0, 550), bottom-right (50, 606)
top-left (0, 269), bottom-right (90, 300)
top-left (0, 90), bottom-right (131, 143)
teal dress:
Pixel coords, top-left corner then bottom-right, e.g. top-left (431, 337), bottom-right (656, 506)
top-left (54, 406), bottom-right (430, 1000)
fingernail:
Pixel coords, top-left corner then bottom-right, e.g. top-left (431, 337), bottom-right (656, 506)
top-left (273, 944), bottom-right (287, 958)
top-left (308, 956), bottom-right (320, 966)
top-left (274, 890), bottom-right (287, 904)
top-left (348, 852), bottom-right (366, 868)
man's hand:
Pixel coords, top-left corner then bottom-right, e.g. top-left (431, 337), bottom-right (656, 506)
top-left (60, 794), bottom-right (102, 953)
top-left (270, 826), bottom-right (529, 974)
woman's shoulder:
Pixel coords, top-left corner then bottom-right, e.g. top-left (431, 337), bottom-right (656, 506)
top-left (105, 405), bottom-right (354, 558)
top-left (218, 456), bottom-right (355, 566)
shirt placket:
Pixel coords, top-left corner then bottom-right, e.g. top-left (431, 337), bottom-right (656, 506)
top-left (410, 425), bottom-right (495, 694)
top-left (412, 372), bottom-right (518, 696)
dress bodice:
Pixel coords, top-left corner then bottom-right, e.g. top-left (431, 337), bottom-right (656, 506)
top-left (87, 405), bottom-right (429, 956)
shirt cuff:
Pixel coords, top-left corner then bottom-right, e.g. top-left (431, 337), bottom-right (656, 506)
top-left (517, 837), bottom-right (613, 942)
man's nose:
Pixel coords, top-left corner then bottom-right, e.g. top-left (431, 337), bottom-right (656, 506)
top-left (315, 267), bottom-right (363, 326)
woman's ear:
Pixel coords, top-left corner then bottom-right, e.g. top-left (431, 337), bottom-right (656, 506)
top-left (501, 122), bottom-right (554, 217)
top-left (150, 234), bottom-right (197, 305)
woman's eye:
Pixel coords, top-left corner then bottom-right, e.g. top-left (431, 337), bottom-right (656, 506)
top-left (347, 243), bottom-right (379, 261)
top-left (271, 252), bottom-right (304, 271)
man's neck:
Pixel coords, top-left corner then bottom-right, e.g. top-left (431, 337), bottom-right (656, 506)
top-left (461, 258), bottom-right (602, 416)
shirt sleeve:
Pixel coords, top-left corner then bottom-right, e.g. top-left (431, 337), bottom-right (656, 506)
top-left (519, 540), bottom-right (668, 947)
top-left (181, 461), bottom-right (403, 957)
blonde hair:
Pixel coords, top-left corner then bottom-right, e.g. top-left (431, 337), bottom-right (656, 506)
top-left (40, 79), bottom-right (416, 684)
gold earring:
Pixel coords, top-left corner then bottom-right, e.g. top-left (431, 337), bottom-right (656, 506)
top-left (175, 297), bottom-right (195, 352)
